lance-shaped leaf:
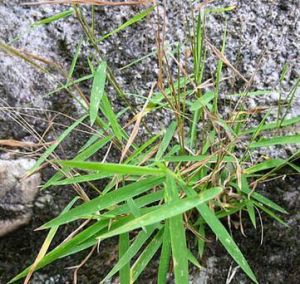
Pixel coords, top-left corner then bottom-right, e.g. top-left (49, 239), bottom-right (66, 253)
top-left (41, 177), bottom-right (164, 228)
top-left (90, 61), bottom-right (107, 125)
top-left (96, 187), bottom-right (222, 240)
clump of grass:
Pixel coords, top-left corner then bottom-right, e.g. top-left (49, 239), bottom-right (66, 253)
top-left (5, 2), bottom-right (300, 284)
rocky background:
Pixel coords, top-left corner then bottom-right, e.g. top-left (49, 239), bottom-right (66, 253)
top-left (0, 0), bottom-right (299, 283)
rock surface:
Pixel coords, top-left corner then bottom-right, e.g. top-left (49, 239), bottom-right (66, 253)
top-left (0, 0), bottom-right (299, 283)
top-left (0, 158), bottom-right (41, 237)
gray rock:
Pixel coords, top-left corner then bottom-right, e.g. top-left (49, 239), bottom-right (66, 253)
top-left (0, 158), bottom-right (41, 237)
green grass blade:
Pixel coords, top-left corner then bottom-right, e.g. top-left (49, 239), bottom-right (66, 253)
top-left (102, 226), bottom-right (157, 283)
top-left (244, 159), bottom-right (286, 175)
top-left (29, 115), bottom-right (87, 175)
top-left (165, 175), bottom-right (189, 284)
top-left (67, 38), bottom-right (83, 83)
top-left (155, 121), bottom-right (177, 161)
top-left (254, 202), bottom-right (288, 226)
top-left (130, 229), bottom-right (164, 283)
top-left (50, 173), bottom-right (113, 186)
top-left (243, 115), bottom-right (300, 135)
top-left (185, 187), bottom-right (258, 284)
top-left (119, 233), bottom-right (130, 284)
top-left (98, 6), bottom-right (155, 42)
top-left (246, 201), bottom-right (256, 228)
top-left (32, 9), bottom-right (73, 26)
top-left (157, 221), bottom-right (171, 284)
top-left (250, 134), bottom-right (300, 148)
top-left (96, 187), bottom-right (222, 241)
top-left (42, 134), bottom-right (112, 189)
top-left (90, 61), bottom-right (107, 126)
top-left (198, 221), bottom-right (205, 258)
top-left (240, 176), bottom-right (288, 214)
top-left (187, 249), bottom-right (201, 268)
top-left (190, 91), bottom-right (215, 111)
top-left (100, 93), bottom-right (125, 141)
top-left (13, 192), bottom-right (164, 282)
top-left (125, 134), bottom-right (160, 164)
top-left (41, 177), bottom-right (164, 228)
top-left (57, 160), bottom-right (165, 176)
top-left (75, 135), bottom-right (113, 161)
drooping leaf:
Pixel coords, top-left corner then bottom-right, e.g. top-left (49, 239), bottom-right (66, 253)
top-left (41, 177), bottom-right (164, 228)
top-left (57, 160), bottom-right (165, 176)
top-left (185, 186), bottom-right (258, 284)
top-left (96, 187), bottom-right (222, 241)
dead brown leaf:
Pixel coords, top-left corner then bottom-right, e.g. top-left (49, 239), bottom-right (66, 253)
top-left (0, 139), bottom-right (54, 148)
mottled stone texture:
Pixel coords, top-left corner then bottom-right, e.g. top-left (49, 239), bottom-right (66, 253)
top-left (0, 159), bottom-right (41, 237)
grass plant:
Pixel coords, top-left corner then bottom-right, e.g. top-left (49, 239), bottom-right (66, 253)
top-left (3, 2), bottom-right (299, 284)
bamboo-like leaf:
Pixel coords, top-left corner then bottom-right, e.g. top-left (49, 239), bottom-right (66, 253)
top-left (9, 190), bottom-right (164, 283)
top-left (50, 172), bottom-right (113, 186)
top-left (67, 38), bottom-right (83, 83)
top-left (100, 93), bottom-right (125, 141)
top-left (165, 175), bottom-right (189, 284)
top-left (57, 160), bottom-right (165, 176)
top-left (96, 187), bottom-right (222, 241)
top-left (42, 135), bottom-right (112, 189)
top-left (90, 61), bottom-right (107, 126)
top-left (155, 121), bottom-right (177, 161)
top-left (246, 201), bottom-right (256, 229)
top-left (119, 233), bottom-right (130, 284)
top-left (198, 221), bottom-right (205, 258)
top-left (41, 177), bottom-right (164, 228)
top-left (157, 221), bottom-right (171, 284)
top-left (187, 249), bottom-right (201, 268)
